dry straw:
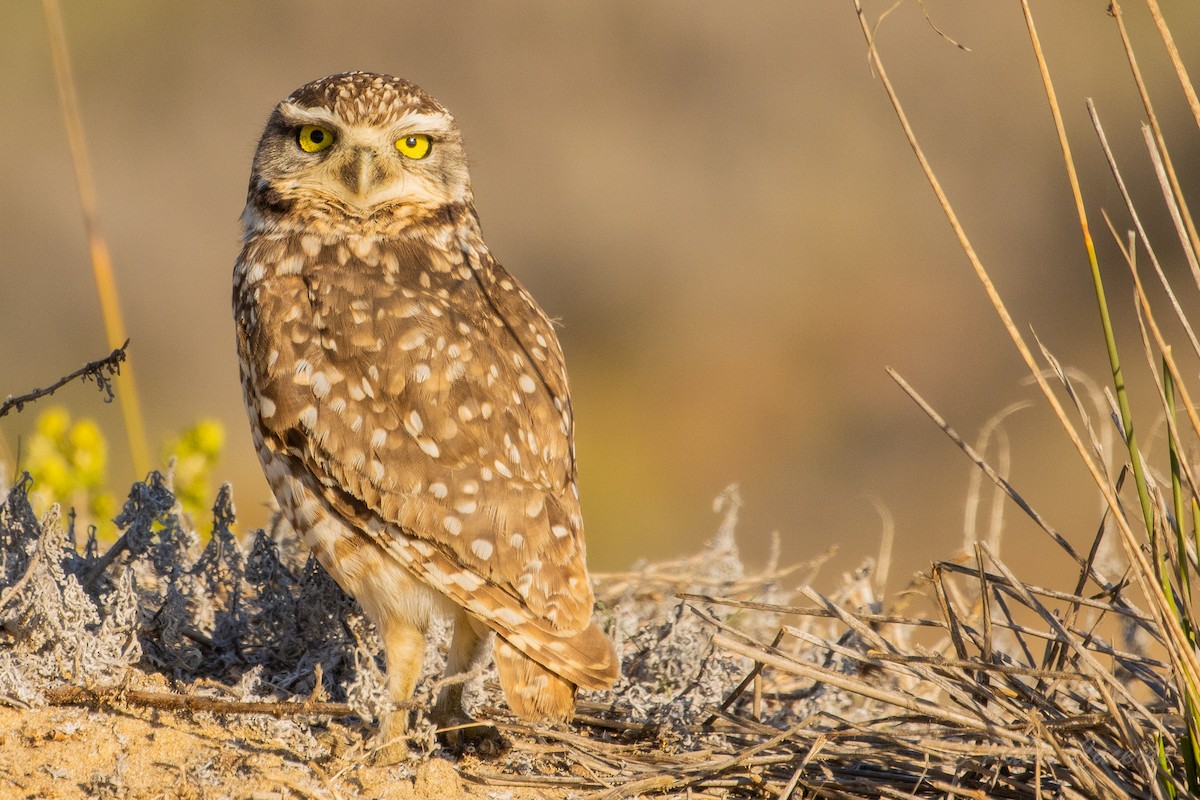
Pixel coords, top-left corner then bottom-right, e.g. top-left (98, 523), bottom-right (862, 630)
top-left (40, 0), bottom-right (151, 478)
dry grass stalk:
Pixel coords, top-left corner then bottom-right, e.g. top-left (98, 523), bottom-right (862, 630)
top-left (40, 0), bottom-right (150, 476)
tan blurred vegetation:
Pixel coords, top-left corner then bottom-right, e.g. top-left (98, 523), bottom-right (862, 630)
top-left (2, 1), bottom-right (1199, 589)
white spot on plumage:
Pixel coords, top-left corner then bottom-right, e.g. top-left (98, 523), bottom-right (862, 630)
top-left (418, 437), bottom-right (440, 458)
top-left (370, 428), bottom-right (387, 449)
top-left (300, 235), bottom-right (321, 257)
top-left (454, 498), bottom-right (477, 514)
top-left (518, 374), bottom-right (537, 394)
top-left (551, 524), bottom-right (570, 539)
top-left (311, 371), bottom-right (331, 398)
top-left (349, 236), bottom-right (376, 260)
top-left (277, 253), bottom-right (304, 275)
top-left (452, 571), bottom-right (483, 591)
top-left (471, 539), bottom-right (494, 560)
top-left (404, 410), bottom-right (424, 436)
top-left (413, 364), bottom-right (431, 383)
top-left (260, 398), bottom-right (276, 418)
top-left (493, 460), bottom-right (514, 478)
top-left (525, 496), bottom-right (544, 518)
top-left (429, 482), bottom-right (448, 498)
top-left (494, 606), bottom-right (525, 627)
top-left (397, 329), bottom-right (426, 351)
top-left (299, 405), bottom-right (318, 430)
top-left (443, 516), bottom-right (462, 535)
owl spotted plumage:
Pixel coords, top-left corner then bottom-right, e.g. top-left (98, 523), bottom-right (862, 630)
top-left (232, 72), bottom-right (618, 756)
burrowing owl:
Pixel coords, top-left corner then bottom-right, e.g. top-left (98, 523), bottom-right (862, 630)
top-left (232, 72), bottom-right (618, 756)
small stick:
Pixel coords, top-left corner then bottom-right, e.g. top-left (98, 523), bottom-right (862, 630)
top-left (675, 592), bottom-right (944, 628)
top-left (43, 684), bottom-right (360, 718)
top-left (702, 628), bottom-right (785, 727)
top-left (0, 341), bottom-right (128, 418)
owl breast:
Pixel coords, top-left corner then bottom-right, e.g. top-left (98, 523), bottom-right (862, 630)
top-left (234, 214), bottom-right (596, 636)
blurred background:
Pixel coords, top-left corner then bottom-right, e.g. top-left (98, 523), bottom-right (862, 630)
top-left (3, 1), bottom-right (1200, 591)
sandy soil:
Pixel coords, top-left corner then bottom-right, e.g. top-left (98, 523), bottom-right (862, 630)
top-left (0, 697), bottom-right (550, 800)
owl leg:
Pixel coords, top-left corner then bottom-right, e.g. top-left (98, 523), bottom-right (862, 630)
top-left (432, 608), bottom-right (505, 753)
top-left (372, 617), bottom-right (426, 764)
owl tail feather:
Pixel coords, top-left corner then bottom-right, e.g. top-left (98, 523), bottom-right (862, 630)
top-left (494, 622), bottom-right (619, 722)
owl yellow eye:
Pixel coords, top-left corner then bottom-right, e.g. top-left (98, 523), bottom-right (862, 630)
top-left (396, 134), bottom-right (432, 159)
top-left (298, 125), bottom-right (334, 153)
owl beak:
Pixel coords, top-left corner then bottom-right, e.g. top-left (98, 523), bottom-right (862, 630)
top-left (342, 147), bottom-right (379, 198)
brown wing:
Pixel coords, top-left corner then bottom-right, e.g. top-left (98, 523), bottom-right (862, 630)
top-left (235, 231), bottom-right (596, 642)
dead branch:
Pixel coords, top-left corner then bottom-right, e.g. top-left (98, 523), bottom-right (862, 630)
top-left (43, 684), bottom-right (358, 719)
top-left (0, 340), bottom-right (129, 418)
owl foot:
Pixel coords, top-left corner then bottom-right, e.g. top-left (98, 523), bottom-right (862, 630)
top-left (368, 713), bottom-right (416, 765)
top-left (434, 713), bottom-right (508, 757)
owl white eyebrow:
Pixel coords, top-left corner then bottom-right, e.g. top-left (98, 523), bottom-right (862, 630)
top-left (277, 102), bottom-right (343, 129)
top-left (390, 110), bottom-right (455, 137)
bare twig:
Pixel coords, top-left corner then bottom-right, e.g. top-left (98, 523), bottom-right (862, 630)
top-left (0, 341), bottom-right (129, 418)
top-left (43, 684), bottom-right (360, 719)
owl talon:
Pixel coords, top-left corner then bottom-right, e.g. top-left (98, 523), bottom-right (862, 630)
top-left (435, 718), bottom-right (508, 757)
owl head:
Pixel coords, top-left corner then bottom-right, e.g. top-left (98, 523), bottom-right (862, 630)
top-left (244, 72), bottom-right (473, 232)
